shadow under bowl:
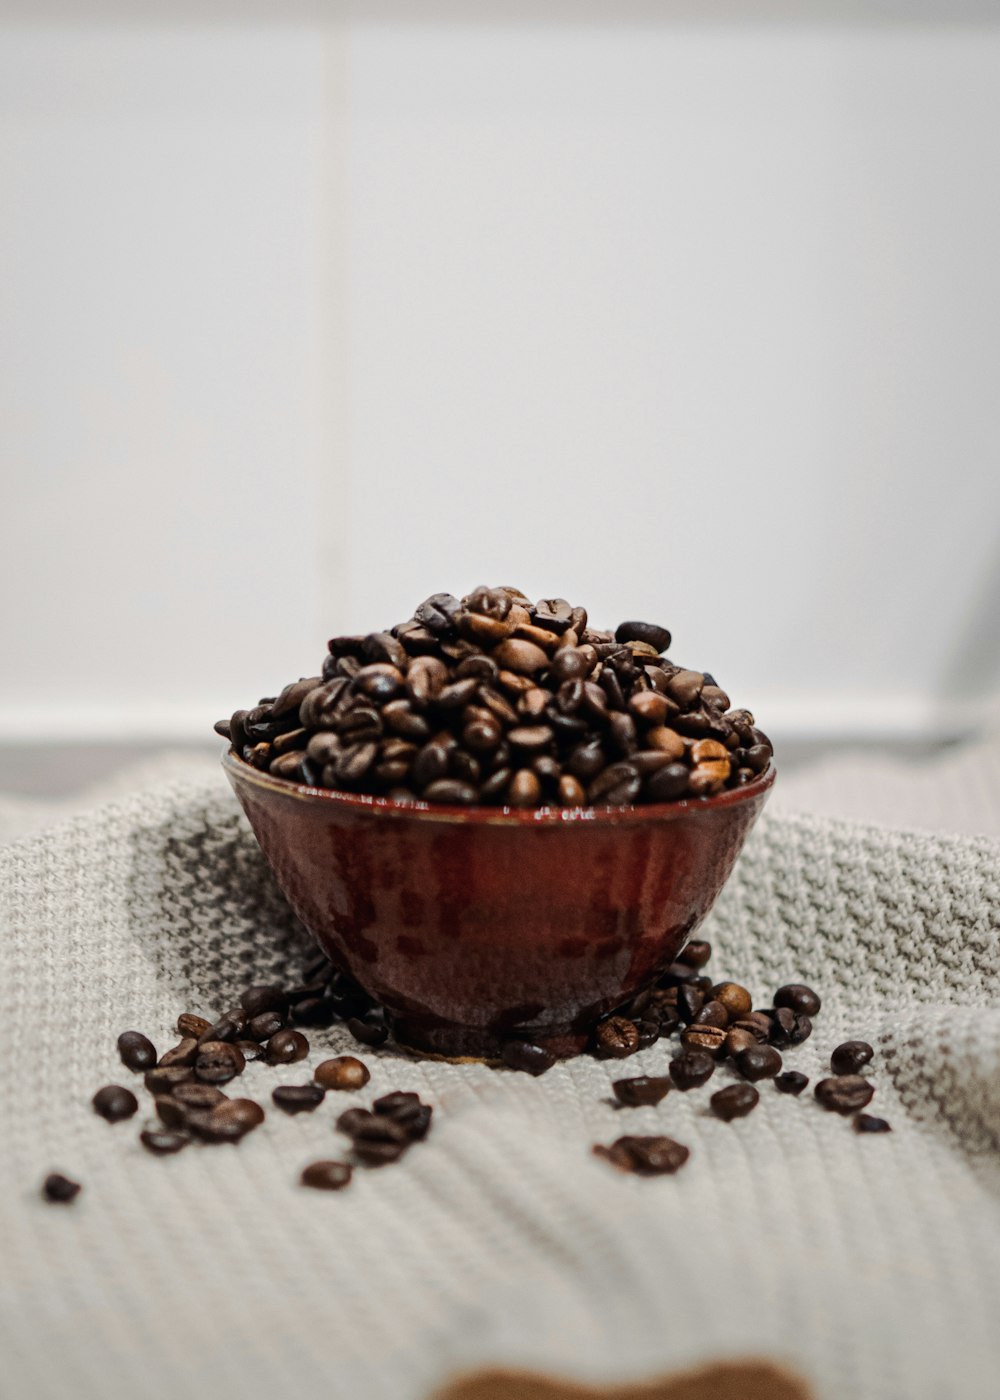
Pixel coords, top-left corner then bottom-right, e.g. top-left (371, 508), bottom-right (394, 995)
top-left (224, 750), bottom-right (774, 1061)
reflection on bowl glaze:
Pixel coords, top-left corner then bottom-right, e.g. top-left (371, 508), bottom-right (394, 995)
top-left (224, 750), bottom-right (774, 1060)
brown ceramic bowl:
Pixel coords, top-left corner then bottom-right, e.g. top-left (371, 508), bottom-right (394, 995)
top-left (224, 750), bottom-right (774, 1061)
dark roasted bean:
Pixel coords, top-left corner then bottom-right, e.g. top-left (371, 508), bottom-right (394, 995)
top-left (680, 1024), bottom-right (727, 1057)
top-left (158, 1038), bottom-right (198, 1069)
top-left (144, 1066), bottom-right (193, 1094)
top-left (176, 1013), bottom-right (211, 1039)
top-left (240, 984), bottom-right (288, 1018)
top-left (92, 1085), bottom-right (139, 1123)
top-left (593, 1016), bottom-right (641, 1059)
top-left (594, 1135), bottom-right (689, 1175)
top-left (314, 1056), bottom-right (370, 1090)
top-left (301, 1160), bottom-right (353, 1190)
top-left (612, 1075), bottom-right (671, 1107)
top-left (615, 620), bottom-right (671, 652)
top-left (197, 1011), bottom-right (247, 1046)
top-left (346, 1017), bottom-right (389, 1047)
top-left (500, 1040), bottom-right (555, 1076)
top-left (855, 1113), bottom-right (892, 1134)
top-left (246, 1011), bottom-right (285, 1042)
top-left (774, 984), bottom-right (822, 1016)
top-left (42, 1172), bottom-right (82, 1203)
top-left (815, 1075), bottom-right (875, 1114)
top-left (235, 1038), bottom-right (265, 1063)
top-left (712, 982), bottom-right (752, 1018)
top-left (272, 1084), bottom-right (326, 1114)
top-left (195, 1041), bottom-right (245, 1085)
top-left (831, 1040), bottom-right (874, 1075)
top-left (669, 1049), bottom-right (716, 1090)
top-left (710, 1083), bottom-right (759, 1121)
top-left (171, 1082), bottom-right (227, 1112)
top-left (644, 763), bottom-right (690, 803)
top-left (266, 1030), bottom-right (310, 1065)
top-left (692, 1000), bottom-right (729, 1031)
top-left (677, 983), bottom-right (706, 1024)
top-left (140, 1128), bottom-right (190, 1155)
top-left (677, 939), bottom-right (712, 968)
top-left (118, 1030), bottom-right (157, 1073)
top-left (736, 1045), bottom-right (783, 1081)
top-left (774, 1071), bottom-right (809, 1095)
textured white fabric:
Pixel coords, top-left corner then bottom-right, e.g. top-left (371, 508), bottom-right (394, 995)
top-left (2, 773), bottom-right (999, 1400)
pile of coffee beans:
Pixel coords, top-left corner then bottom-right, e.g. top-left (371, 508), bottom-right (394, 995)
top-left (42, 948), bottom-right (429, 1202)
top-left (581, 941), bottom-right (888, 1176)
top-left (214, 587), bottom-right (772, 807)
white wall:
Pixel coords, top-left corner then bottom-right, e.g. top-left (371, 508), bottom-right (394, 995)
top-left (3, 13), bottom-right (1000, 742)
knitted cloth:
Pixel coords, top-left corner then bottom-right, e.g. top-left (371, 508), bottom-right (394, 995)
top-left (2, 775), bottom-right (998, 1400)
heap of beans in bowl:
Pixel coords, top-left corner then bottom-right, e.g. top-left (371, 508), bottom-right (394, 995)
top-left (215, 587), bottom-right (772, 807)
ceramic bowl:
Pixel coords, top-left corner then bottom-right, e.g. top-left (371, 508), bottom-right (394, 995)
top-left (224, 750), bottom-right (774, 1060)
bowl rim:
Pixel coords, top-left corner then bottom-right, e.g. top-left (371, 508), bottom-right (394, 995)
top-left (223, 747), bottom-right (776, 826)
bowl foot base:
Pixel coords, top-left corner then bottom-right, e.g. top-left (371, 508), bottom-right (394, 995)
top-left (390, 1016), bottom-right (589, 1064)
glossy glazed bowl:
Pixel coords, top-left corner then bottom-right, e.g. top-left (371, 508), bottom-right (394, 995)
top-left (224, 749), bottom-right (774, 1060)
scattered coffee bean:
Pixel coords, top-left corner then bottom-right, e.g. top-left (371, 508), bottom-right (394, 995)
top-left (692, 1000), bottom-right (729, 1030)
top-left (314, 1056), bottom-right (371, 1091)
top-left (501, 1040), bottom-right (556, 1075)
top-left (118, 1030), bottom-right (157, 1073)
top-left (594, 1135), bottom-right (689, 1175)
top-left (187, 1098), bottom-right (264, 1142)
top-left (831, 1040), bottom-right (874, 1075)
top-left (373, 1092), bottom-right (433, 1140)
top-left (676, 939), bottom-right (712, 969)
top-left (815, 1076), bottom-right (875, 1114)
top-left (177, 1013), bottom-right (212, 1039)
top-left (42, 1172), bottom-right (81, 1203)
top-left (195, 1041), bottom-right (245, 1084)
top-left (144, 1065), bottom-right (193, 1095)
top-left (710, 1083), bottom-right (760, 1121)
top-left (273, 1084), bottom-right (326, 1114)
top-left (680, 1024), bottom-right (727, 1057)
top-left (736, 1045), bottom-right (783, 1082)
top-left (612, 1075), bottom-right (672, 1107)
top-left (92, 1085), bottom-right (139, 1123)
top-left (346, 1017), bottom-right (389, 1047)
top-left (157, 1038), bottom-right (198, 1069)
top-left (246, 1011), bottom-right (285, 1042)
top-left (140, 1128), bottom-right (190, 1155)
top-left (669, 1049), bottom-right (716, 1090)
top-left (235, 1038), bottom-right (265, 1063)
top-left (592, 1012), bottom-right (643, 1059)
top-left (774, 984), bottom-right (821, 1017)
top-left (301, 1160), bottom-right (353, 1191)
top-left (774, 1071), bottom-right (809, 1095)
top-left (677, 982), bottom-right (706, 1023)
top-left (266, 1030), bottom-right (310, 1065)
top-left (712, 982), bottom-right (752, 1018)
top-left (854, 1113), bottom-right (892, 1134)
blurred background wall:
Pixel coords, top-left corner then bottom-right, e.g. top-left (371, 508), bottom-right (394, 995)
top-left (3, 2), bottom-right (1000, 774)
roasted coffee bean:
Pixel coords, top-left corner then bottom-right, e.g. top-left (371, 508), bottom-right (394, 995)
top-left (195, 1041), bottom-right (245, 1084)
top-left (188, 1098), bottom-right (264, 1142)
top-left (774, 983), bottom-right (821, 1017)
top-left (246, 1011), bottom-right (285, 1042)
top-left (509, 769), bottom-right (542, 807)
top-left (815, 1075), bottom-right (875, 1114)
top-left (557, 773), bottom-right (586, 806)
top-left (353, 1138), bottom-right (407, 1166)
top-left (266, 1030), bottom-right (310, 1065)
top-left (680, 1024), bottom-right (727, 1057)
top-left (615, 621), bottom-right (671, 653)
top-left (422, 778), bottom-right (478, 805)
top-left (593, 1016), bottom-right (641, 1059)
top-left (176, 1013), bottom-right (211, 1039)
top-left (92, 1085), bottom-right (139, 1123)
top-left (501, 1040), bottom-right (556, 1076)
top-left (171, 1082), bottom-right (227, 1112)
top-left (301, 1160), bottom-right (353, 1190)
top-left (235, 1038), bottom-right (265, 1063)
top-left (158, 1038), bottom-right (198, 1069)
top-left (144, 1065), bottom-right (193, 1095)
top-left (154, 1096), bottom-right (189, 1130)
top-left (272, 1084), bottom-right (326, 1114)
top-left (677, 983), bottom-right (706, 1023)
top-left (373, 1093), bottom-right (433, 1140)
top-left (314, 1056), bottom-right (370, 1091)
top-left (710, 1083), bottom-right (760, 1121)
top-left (118, 1030), bottom-right (157, 1073)
top-left (669, 1049), bottom-right (716, 1090)
top-left (736, 1045), bottom-right (783, 1081)
top-left (644, 763), bottom-right (690, 803)
top-left (712, 982), bottom-right (752, 1018)
top-left (677, 939), bottom-right (712, 969)
top-left (140, 1128), bottom-right (189, 1155)
top-left (831, 1040), bottom-right (874, 1075)
top-left (635, 1018), bottom-right (661, 1048)
top-left (43, 1172), bottom-right (82, 1202)
top-left (692, 999), bottom-right (729, 1031)
top-left (731, 1012), bottom-right (772, 1044)
top-left (854, 1113), bottom-right (891, 1134)
top-left (594, 1135), bottom-right (689, 1176)
top-left (725, 1028), bottom-right (758, 1058)
top-left (612, 1075), bottom-right (671, 1107)
top-left (240, 984), bottom-right (288, 1018)
top-left (767, 1007), bottom-right (797, 1046)
top-left (197, 1010), bottom-right (247, 1045)
top-left (774, 1071), bottom-right (809, 1095)
top-left (346, 1016), bottom-right (389, 1047)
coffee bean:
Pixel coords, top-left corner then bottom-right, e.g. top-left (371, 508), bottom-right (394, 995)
top-left (831, 1040), bottom-right (874, 1075)
top-left (301, 1160), bottom-right (353, 1190)
top-left (615, 621), bottom-right (672, 653)
top-left (710, 1083), bottom-right (760, 1121)
top-left (677, 940), bottom-right (712, 969)
top-left (594, 1135), bottom-right (689, 1176)
top-left (92, 1085), bottom-right (139, 1123)
top-left (158, 1038), bottom-right (198, 1069)
top-left (235, 1038), bottom-right (265, 1063)
top-left (272, 1084), bottom-right (326, 1114)
top-left (680, 1024), bottom-right (727, 1057)
top-left (140, 1128), bottom-right (189, 1155)
top-left (635, 1018), bottom-right (660, 1048)
top-left (373, 1092), bottom-right (433, 1140)
top-left (815, 1075), bottom-right (875, 1114)
top-left (731, 1012), bottom-right (772, 1044)
top-left (144, 1066), bottom-right (193, 1095)
top-left (854, 1113), bottom-right (892, 1134)
top-left (188, 1098), bottom-right (265, 1142)
top-left (612, 1075), bottom-right (672, 1107)
top-left (176, 1013), bottom-right (211, 1039)
top-left (353, 1138), bottom-right (407, 1166)
top-left (195, 1041), bottom-right (246, 1084)
top-left (736, 1045), bottom-right (783, 1081)
top-left (767, 1007), bottom-right (797, 1046)
top-left (725, 1028), bottom-right (758, 1058)
top-left (240, 983), bottom-right (289, 1018)
top-left (677, 983), bottom-right (706, 1023)
top-left (644, 763), bottom-right (690, 803)
top-left (593, 1016), bottom-right (641, 1059)
top-left (43, 1172), bottom-right (81, 1203)
top-left (501, 1040), bottom-right (556, 1076)
top-left (346, 1016), bottom-right (389, 1047)
top-left (266, 1030), bottom-right (310, 1065)
top-left (197, 1010), bottom-right (247, 1045)
top-left (314, 1056), bottom-right (371, 1091)
top-left (171, 1082), bottom-right (227, 1112)
top-left (774, 984), bottom-right (821, 1017)
top-left (246, 1011), bottom-right (285, 1042)
top-left (509, 769), bottom-right (542, 807)
top-left (774, 1071), bottom-right (809, 1095)
top-left (692, 1000), bottom-right (729, 1030)
top-left (712, 982), bottom-right (752, 1018)
top-left (118, 1030), bottom-right (157, 1073)
top-left (669, 1050), bottom-right (716, 1090)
